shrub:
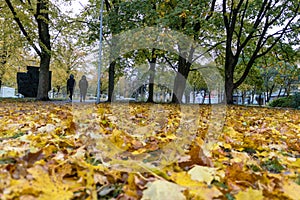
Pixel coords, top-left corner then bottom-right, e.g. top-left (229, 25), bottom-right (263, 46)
top-left (268, 93), bottom-right (300, 109)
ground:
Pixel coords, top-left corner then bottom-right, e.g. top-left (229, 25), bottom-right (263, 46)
top-left (0, 99), bottom-right (299, 199)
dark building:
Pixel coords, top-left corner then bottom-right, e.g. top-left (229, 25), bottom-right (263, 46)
top-left (17, 66), bottom-right (51, 97)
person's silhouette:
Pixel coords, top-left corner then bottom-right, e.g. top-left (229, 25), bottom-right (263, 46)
top-left (67, 74), bottom-right (76, 101)
top-left (79, 75), bottom-right (88, 102)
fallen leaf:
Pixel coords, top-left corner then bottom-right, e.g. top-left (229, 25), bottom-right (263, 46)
top-left (282, 181), bottom-right (300, 200)
top-left (141, 180), bottom-right (186, 200)
top-left (171, 171), bottom-right (222, 199)
top-left (188, 165), bottom-right (217, 184)
top-left (235, 187), bottom-right (264, 200)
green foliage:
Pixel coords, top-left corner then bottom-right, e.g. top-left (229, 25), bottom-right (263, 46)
top-left (261, 158), bottom-right (285, 174)
top-left (248, 164), bottom-right (261, 172)
top-left (0, 7), bottom-right (31, 87)
top-left (2, 0), bottom-right (299, 102)
top-left (238, 65), bottom-right (264, 93)
top-left (296, 174), bottom-right (300, 185)
top-left (188, 70), bottom-right (207, 91)
top-left (0, 158), bottom-right (16, 165)
top-left (225, 193), bottom-right (235, 200)
top-left (268, 93), bottom-right (300, 109)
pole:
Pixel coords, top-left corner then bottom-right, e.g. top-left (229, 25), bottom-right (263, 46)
top-left (96, 0), bottom-right (104, 104)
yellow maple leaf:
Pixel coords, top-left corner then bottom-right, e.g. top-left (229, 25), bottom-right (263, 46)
top-left (141, 180), bottom-right (186, 200)
top-left (192, 186), bottom-right (223, 200)
top-left (289, 158), bottom-right (300, 168)
top-left (3, 165), bottom-right (74, 200)
top-left (188, 165), bottom-right (217, 184)
top-left (171, 171), bottom-right (222, 199)
top-left (282, 181), bottom-right (300, 200)
top-left (171, 171), bottom-right (204, 188)
top-left (28, 165), bottom-right (74, 200)
top-left (235, 188), bottom-right (264, 200)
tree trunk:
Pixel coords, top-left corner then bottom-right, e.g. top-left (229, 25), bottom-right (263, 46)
top-left (163, 89), bottom-right (167, 102)
top-left (268, 84), bottom-right (275, 102)
top-left (258, 94), bottom-right (263, 106)
top-left (286, 82), bottom-right (291, 96)
top-left (171, 55), bottom-right (191, 104)
top-left (172, 73), bottom-right (187, 103)
top-left (225, 77), bottom-right (234, 104)
top-left (0, 47), bottom-right (7, 91)
top-left (141, 85), bottom-right (145, 100)
top-left (201, 90), bottom-right (206, 104)
top-left (193, 87), bottom-right (196, 104)
top-left (107, 61), bottom-right (116, 102)
top-left (218, 86), bottom-right (221, 103)
top-left (278, 86), bottom-right (282, 98)
top-left (251, 87), bottom-right (256, 104)
top-left (37, 53), bottom-right (51, 100)
top-left (241, 91), bottom-right (245, 105)
top-left (147, 48), bottom-right (156, 103)
top-left (36, 0), bottom-right (51, 100)
top-left (185, 89), bottom-right (190, 104)
top-left (283, 88), bottom-right (287, 97)
top-left (224, 29), bottom-right (236, 105)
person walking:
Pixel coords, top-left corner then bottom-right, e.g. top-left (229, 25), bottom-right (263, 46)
top-left (79, 75), bottom-right (88, 102)
top-left (67, 74), bottom-right (76, 101)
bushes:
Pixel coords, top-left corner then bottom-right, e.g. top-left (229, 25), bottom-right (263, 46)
top-left (268, 93), bottom-right (300, 109)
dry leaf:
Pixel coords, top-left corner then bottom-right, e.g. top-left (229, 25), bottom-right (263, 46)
top-left (235, 188), bottom-right (264, 200)
top-left (141, 180), bottom-right (186, 200)
top-left (282, 181), bottom-right (300, 200)
top-left (188, 165), bottom-right (217, 184)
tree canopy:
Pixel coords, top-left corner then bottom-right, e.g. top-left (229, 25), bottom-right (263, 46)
top-left (1, 0), bottom-right (299, 103)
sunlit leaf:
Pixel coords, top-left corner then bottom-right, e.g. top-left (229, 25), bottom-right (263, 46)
top-left (141, 180), bottom-right (186, 200)
top-left (235, 188), bottom-right (263, 200)
top-left (282, 181), bottom-right (300, 200)
top-left (188, 165), bottom-right (217, 184)
top-left (1, 101), bottom-right (300, 199)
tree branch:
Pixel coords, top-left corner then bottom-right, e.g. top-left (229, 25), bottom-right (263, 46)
top-left (256, 4), bottom-right (299, 58)
top-left (234, 2), bottom-right (299, 88)
top-left (5, 0), bottom-right (41, 56)
top-left (222, 0), bottom-right (230, 29)
top-left (205, 0), bottom-right (216, 20)
top-left (237, 0), bottom-right (269, 54)
top-left (192, 40), bottom-right (225, 63)
top-left (237, 0), bottom-right (248, 49)
top-left (163, 55), bottom-right (177, 72)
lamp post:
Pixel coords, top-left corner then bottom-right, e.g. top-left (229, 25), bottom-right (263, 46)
top-left (96, 0), bottom-right (104, 104)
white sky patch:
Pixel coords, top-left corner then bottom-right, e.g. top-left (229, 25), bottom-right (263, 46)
top-left (60, 0), bottom-right (88, 16)
top-left (72, 0), bottom-right (88, 13)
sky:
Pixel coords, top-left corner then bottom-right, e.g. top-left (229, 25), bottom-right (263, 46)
top-left (61, 0), bottom-right (88, 16)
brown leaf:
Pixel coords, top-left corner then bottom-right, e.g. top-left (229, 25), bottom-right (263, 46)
top-left (179, 144), bottom-right (213, 169)
top-left (22, 150), bottom-right (44, 167)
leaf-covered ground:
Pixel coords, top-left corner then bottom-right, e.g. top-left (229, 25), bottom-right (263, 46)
top-left (0, 99), bottom-right (299, 200)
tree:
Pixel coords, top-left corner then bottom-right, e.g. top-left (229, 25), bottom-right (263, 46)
top-left (0, 25), bottom-right (39, 90)
top-left (188, 70), bottom-right (209, 104)
top-left (5, 0), bottom-right (52, 100)
top-left (220, 0), bottom-right (299, 104)
top-left (51, 37), bottom-right (87, 93)
top-left (79, 0), bottom-right (299, 106)
top-left (80, 0), bottom-right (141, 102)
top-left (0, 5), bottom-right (27, 90)
top-left (156, 0), bottom-right (218, 103)
top-left (81, 0), bottom-right (218, 104)
top-left (244, 42), bottom-right (300, 103)
top-left (106, 0), bottom-right (160, 102)
top-left (236, 66), bottom-right (264, 104)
